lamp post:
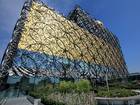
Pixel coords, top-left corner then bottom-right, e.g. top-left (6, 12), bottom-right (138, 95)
top-left (33, 71), bottom-right (38, 91)
top-left (105, 70), bottom-right (110, 93)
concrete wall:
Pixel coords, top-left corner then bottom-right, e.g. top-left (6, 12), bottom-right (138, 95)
top-left (95, 95), bottom-right (140, 105)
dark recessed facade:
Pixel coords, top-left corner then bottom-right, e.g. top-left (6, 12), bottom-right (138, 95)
top-left (0, 0), bottom-right (128, 80)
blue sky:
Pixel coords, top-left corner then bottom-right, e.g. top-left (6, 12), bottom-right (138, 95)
top-left (0, 0), bottom-right (140, 73)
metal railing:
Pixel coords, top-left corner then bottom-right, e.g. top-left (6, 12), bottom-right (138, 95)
top-left (0, 97), bottom-right (7, 105)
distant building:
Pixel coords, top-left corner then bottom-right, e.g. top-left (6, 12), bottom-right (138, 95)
top-left (128, 73), bottom-right (140, 80)
top-left (1, 0), bottom-right (128, 81)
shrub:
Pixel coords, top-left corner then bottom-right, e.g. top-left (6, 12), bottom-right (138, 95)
top-left (58, 79), bottom-right (92, 93)
top-left (29, 92), bottom-right (41, 99)
top-left (41, 96), bottom-right (65, 105)
top-left (108, 81), bottom-right (140, 89)
top-left (97, 88), bottom-right (137, 97)
top-left (29, 84), bottom-right (52, 98)
top-left (75, 79), bottom-right (91, 93)
top-left (59, 81), bottom-right (74, 93)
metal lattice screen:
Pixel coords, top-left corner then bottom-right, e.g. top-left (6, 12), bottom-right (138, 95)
top-left (1, 0), bottom-right (128, 80)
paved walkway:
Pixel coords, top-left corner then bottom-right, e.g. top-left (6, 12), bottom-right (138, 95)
top-left (4, 97), bottom-right (33, 105)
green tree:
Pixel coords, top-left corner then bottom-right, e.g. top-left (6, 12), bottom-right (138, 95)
top-left (75, 79), bottom-right (91, 93)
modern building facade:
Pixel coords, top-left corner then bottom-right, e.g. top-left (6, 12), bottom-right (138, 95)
top-left (67, 6), bottom-right (128, 78)
top-left (0, 0), bottom-right (128, 80)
